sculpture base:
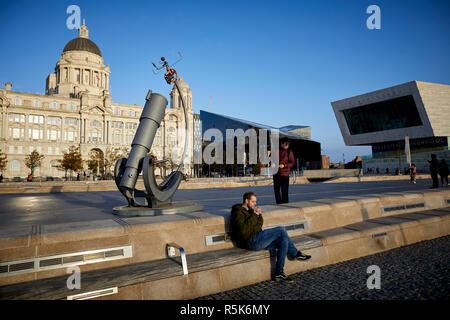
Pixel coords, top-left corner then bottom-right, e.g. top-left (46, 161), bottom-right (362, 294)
top-left (112, 202), bottom-right (204, 217)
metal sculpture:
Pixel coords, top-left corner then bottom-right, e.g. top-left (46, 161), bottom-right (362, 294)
top-left (113, 54), bottom-right (202, 216)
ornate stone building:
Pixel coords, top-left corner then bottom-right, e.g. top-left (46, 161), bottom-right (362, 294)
top-left (0, 22), bottom-right (194, 179)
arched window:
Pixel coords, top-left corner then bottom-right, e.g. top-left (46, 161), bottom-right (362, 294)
top-left (14, 97), bottom-right (22, 106)
top-left (11, 160), bottom-right (20, 171)
top-left (50, 160), bottom-right (59, 172)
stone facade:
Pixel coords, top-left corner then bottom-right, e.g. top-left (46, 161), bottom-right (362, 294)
top-left (0, 23), bottom-right (194, 179)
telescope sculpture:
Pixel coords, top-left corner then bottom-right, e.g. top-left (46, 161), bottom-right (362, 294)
top-left (113, 55), bottom-right (202, 216)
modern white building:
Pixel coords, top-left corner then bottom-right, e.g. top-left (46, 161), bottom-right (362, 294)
top-left (0, 22), bottom-right (195, 179)
top-left (331, 81), bottom-right (450, 172)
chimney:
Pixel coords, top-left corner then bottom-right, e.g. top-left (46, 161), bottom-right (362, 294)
top-left (5, 82), bottom-right (12, 91)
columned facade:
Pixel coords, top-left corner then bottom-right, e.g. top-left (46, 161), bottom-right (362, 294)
top-left (0, 23), bottom-right (195, 179)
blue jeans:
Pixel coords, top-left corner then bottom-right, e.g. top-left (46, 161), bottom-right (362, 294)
top-left (248, 226), bottom-right (298, 274)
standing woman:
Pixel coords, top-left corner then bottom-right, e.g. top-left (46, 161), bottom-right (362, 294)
top-left (273, 138), bottom-right (295, 204)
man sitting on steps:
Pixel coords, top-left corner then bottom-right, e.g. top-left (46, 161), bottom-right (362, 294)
top-left (230, 192), bottom-right (311, 283)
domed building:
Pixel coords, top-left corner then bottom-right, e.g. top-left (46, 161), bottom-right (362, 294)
top-left (0, 22), bottom-right (195, 179)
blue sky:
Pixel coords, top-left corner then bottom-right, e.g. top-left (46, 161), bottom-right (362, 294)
top-left (1, 0), bottom-right (449, 163)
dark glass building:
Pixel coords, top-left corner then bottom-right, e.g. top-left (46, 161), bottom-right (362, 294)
top-left (198, 110), bottom-right (321, 176)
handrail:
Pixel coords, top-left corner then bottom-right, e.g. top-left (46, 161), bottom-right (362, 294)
top-left (166, 243), bottom-right (188, 275)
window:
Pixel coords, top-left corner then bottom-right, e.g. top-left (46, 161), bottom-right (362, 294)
top-left (11, 160), bottom-right (20, 171)
top-left (66, 130), bottom-right (76, 142)
top-left (127, 134), bottom-right (133, 144)
top-left (29, 115), bottom-right (44, 124)
top-left (9, 145), bottom-right (14, 154)
top-left (14, 97), bottom-right (22, 106)
top-left (55, 147), bottom-right (60, 155)
top-left (17, 146), bottom-right (23, 154)
top-left (12, 128), bottom-right (21, 139)
top-left (51, 101), bottom-right (59, 109)
top-left (342, 95), bottom-right (423, 135)
top-left (29, 128), bottom-right (43, 140)
top-left (48, 146), bottom-right (53, 155)
top-left (92, 131), bottom-right (101, 142)
top-left (68, 103), bottom-right (76, 111)
top-left (111, 121), bottom-right (123, 128)
top-left (114, 133), bottom-right (121, 144)
top-left (91, 120), bottom-right (101, 127)
top-left (114, 107), bottom-right (120, 116)
top-left (65, 118), bottom-right (78, 126)
top-left (128, 109), bottom-right (133, 117)
top-left (37, 146), bottom-right (42, 153)
top-left (9, 113), bottom-right (25, 123)
top-left (50, 160), bottom-right (59, 171)
top-left (47, 129), bottom-right (59, 141)
top-left (48, 117), bottom-right (61, 125)
top-left (34, 99), bottom-right (40, 108)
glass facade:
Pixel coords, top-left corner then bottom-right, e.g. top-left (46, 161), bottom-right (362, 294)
top-left (199, 110), bottom-right (321, 169)
top-left (342, 95), bottom-right (423, 135)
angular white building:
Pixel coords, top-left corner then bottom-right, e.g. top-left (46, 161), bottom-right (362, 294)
top-left (331, 81), bottom-right (450, 172)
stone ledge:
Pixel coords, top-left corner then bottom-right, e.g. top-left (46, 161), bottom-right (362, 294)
top-left (1, 207), bottom-right (448, 300)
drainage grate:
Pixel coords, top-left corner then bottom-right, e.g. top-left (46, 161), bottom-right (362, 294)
top-left (105, 249), bottom-right (124, 258)
top-left (382, 203), bottom-right (425, 214)
top-left (9, 261), bottom-right (35, 272)
top-left (0, 246), bottom-right (133, 278)
top-left (63, 255), bottom-right (84, 264)
top-left (39, 258), bottom-right (63, 268)
top-left (279, 222), bottom-right (308, 232)
top-left (205, 233), bottom-right (233, 246)
top-left (205, 221), bottom-right (309, 246)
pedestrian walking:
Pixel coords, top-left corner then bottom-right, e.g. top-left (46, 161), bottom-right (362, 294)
top-left (273, 138), bottom-right (294, 204)
top-left (428, 154), bottom-right (439, 188)
top-left (409, 164), bottom-right (417, 184)
top-left (438, 159), bottom-right (449, 186)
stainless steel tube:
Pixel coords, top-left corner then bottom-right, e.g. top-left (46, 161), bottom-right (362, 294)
top-left (119, 91), bottom-right (168, 190)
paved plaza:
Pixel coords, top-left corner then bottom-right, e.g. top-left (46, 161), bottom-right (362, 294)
top-left (0, 179), bottom-right (443, 229)
top-left (198, 235), bottom-right (450, 300)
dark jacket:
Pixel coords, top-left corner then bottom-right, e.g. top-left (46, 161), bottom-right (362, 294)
top-left (276, 149), bottom-right (295, 177)
top-left (230, 204), bottom-right (263, 249)
top-left (438, 160), bottom-right (449, 176)
top-left (429, 158), bottom-right (439, 175)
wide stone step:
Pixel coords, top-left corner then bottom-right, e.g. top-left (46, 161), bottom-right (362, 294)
top-left (1, 207), bottom-right (448, 300)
